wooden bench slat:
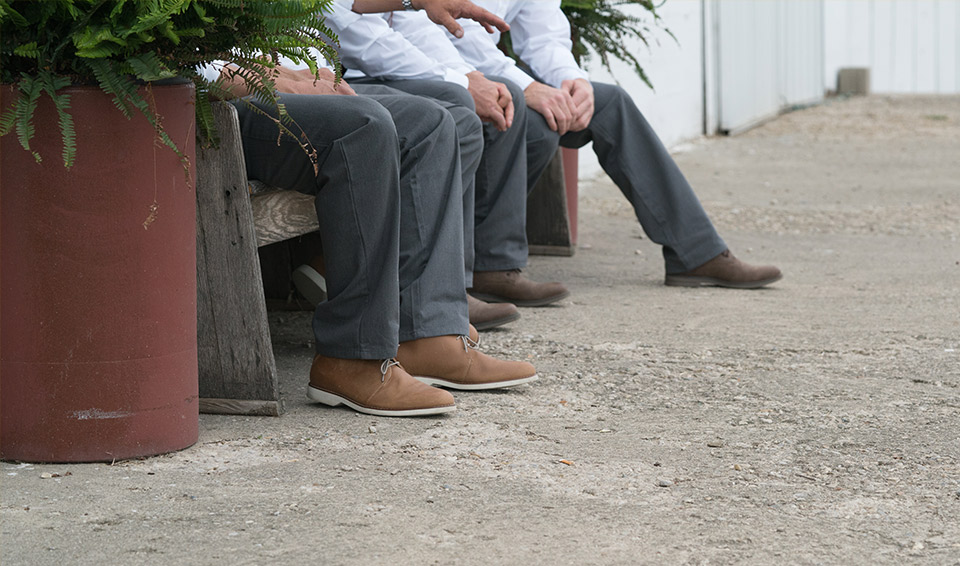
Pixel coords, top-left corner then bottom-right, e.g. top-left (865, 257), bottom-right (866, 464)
top-left (251, 190), bottom-right (320, 247)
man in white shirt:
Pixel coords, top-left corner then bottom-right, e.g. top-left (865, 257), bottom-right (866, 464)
top-left (446, 0), bottom-right (782, 288)
top-left (325, 4), bottom-right (571, 332)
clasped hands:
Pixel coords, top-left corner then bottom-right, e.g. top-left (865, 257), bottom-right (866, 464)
top-left (524, 79), bottom-right (594, 135)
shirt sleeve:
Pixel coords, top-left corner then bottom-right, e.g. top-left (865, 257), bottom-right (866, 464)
top-left (449, 17), bottom-right (536, 90)
top-left (508, 0), bottom-right (590, 88)
top-left (326, 0), bottom-right (469, 88)
top-left (389, 11), bottom-right (476, 76)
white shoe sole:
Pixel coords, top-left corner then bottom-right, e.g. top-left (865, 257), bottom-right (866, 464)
top-left (292, 265), bottom-right (328, 306)
top-left (306, 385), bottom-right (455, 417)
top-left (413, 373), bottom-right (539, 391)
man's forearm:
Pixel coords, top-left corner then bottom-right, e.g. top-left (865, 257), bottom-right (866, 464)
top-left (351, 0), bottom-right (409, 12)
top-left (351, 0), bottom-right (508, 36)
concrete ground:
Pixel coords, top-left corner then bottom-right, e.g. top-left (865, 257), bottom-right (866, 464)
top-left (2, 95), bottom-right (959, 565)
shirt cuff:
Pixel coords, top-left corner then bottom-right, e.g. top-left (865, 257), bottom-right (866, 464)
top-left (500, 66), bottom-right (535, 91)
top-left (444, 69), bottom-right (470, 89)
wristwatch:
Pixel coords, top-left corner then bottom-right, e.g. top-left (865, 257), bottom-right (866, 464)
top-left (401, 0), bottom-right (416, 10)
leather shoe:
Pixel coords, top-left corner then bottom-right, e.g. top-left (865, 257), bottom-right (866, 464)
top-left (664, 250), bottom-right (782, 289)
top-left (397, 334), bottom-right (538, 390)
top-left (307, 354), bottom-right (455, 416)
top-left (469, 269), bottom-right (569, 307)
top-left (292, 264), bottom-right (327, 307)
top-left (467, 295), bottom-right (520, 330)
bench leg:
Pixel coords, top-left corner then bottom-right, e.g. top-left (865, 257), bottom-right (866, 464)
top-left (196, 103), bottom-right (283, 416)
top-left (527, 148), bottom-right (576, 257)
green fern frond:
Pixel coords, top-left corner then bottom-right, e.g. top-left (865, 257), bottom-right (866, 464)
top-left (13, 74), bottom-right (43, 162)
top-left (0, 2), bottom-right (28, 26)
top-left (127, 52), bottom-right (177, 81)
top-left (38, 76), bottom-right (76, 168)
top-left (88, 59), bottom-right (138, 118)
top-left (0, 104), bottom-right (17, 137)
top-left (193, 80), bottom-right (219, 149)
top-left (12, 41), bottom-right (40, 59)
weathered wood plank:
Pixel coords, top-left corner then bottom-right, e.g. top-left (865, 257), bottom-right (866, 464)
top-left (199, 398), bottom-right (282, 417)
top-left (196, 102), bottom-right (282, 415)
top-left (526, 148), bottom-right (575, 257)
top-left (252, 190), bottom-right (320, 247)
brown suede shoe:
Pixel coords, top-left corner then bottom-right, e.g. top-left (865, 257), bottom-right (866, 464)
top-left (467, 295), bottom-right (521, 330)
top-left (665, 250), bottom-right (782, 289)
top-left (469, 269), bottom-right (569, 307)
top-left (307, 354), bottom-right (455, 416)
top-left (396, 334), bottom-right (538, 390)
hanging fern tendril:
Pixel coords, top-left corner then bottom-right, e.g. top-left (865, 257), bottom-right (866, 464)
top-left (0, 0), bottom-right (341, 169)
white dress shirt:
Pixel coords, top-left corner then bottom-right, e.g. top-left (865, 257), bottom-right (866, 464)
top-left (327, 0), bottom-right (475, 89)
top-left (449, 0), bottom-right (589, 89)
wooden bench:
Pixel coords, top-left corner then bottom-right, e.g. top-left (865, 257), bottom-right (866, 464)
top-left (196, 102), bottom-right (319, 416)
top-left (194, 102), bottom-right (575, 417)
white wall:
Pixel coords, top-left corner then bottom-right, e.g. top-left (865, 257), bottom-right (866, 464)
top-left (576, 0), bottom-right (958, 181)
top-left (583, 0), bottom-right (705, 148)
top-left (825, 0), bottom-right (960, 93)
top-left (580, 0), bottom-right (705, 178)
top-left (713, 0), bottom-right (825, 133)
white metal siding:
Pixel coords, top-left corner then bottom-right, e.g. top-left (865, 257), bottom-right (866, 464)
top-left (825, 0), bottom-right (960, 93)
top-left (715, 0), bottom-right (825, 133)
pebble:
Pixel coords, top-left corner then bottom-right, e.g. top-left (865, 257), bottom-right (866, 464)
top-left (707, 440), bottom-right (724, 448)
top-left (657, 479), bottom-right (673, 488)
top-left (368, 426), bottom-right (377, 434)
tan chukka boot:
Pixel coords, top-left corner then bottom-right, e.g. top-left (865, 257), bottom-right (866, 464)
top-left (396, 334), bottom-right (538, 390)
top-left (307, 355), bottom-right (455, 417)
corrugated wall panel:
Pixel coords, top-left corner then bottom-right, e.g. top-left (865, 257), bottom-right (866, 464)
top-left (825, 0), bottom-right (960, 93)
top-left (716, 0), bottom-right (825, 133)
top-left (780, 0), bottom-right (826, 106)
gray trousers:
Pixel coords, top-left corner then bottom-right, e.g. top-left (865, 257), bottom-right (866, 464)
top-left (526, 82), bottom-right (727, 274)
top-left (233, 92), bottom-right (468, 359)
top-left (353, 77), bottom-right (531, 279)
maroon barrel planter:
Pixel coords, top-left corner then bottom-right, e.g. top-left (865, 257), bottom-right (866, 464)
top-left (1, 82), bottom-right (199, 462)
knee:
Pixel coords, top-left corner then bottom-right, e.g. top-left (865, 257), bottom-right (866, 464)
top-left (323, 96), bottom-right (398, 143)
top-left (592, 82), bottom-right (634, 114)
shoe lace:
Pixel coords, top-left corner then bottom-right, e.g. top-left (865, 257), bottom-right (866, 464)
top-left (380, 358), bottom-right (401, 383)
top-left (459, 334), bottom-right (481, 352)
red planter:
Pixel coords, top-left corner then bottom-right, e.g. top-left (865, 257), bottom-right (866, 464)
top-left (562, 147), bottom-right (579, 246)
top-left (1, 83), bottom-right (199, 462)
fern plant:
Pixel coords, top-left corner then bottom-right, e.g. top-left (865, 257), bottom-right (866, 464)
top-left (0, 0), bottom-right (339, 169)
top-left (562, 0), bottom-right (673, 90)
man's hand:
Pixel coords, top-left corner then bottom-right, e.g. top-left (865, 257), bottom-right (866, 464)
top-left (523, 81), bottom-right (578, 135)
top-left (419, 0), bottom-right (509, 37)
top-left (273, 66), bottom-right (357, 96)
top-left (467, 71), bottom-right (513, 132)
top-left (351, 0), bottom-right (508, 38)
top-left (562, 78), bottom-right (594, 132)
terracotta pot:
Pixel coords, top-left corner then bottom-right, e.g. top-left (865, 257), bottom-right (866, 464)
top-left (562, 147), bottom-right (579, 245)
top-left (1, 82), bottom-right (199, 462)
